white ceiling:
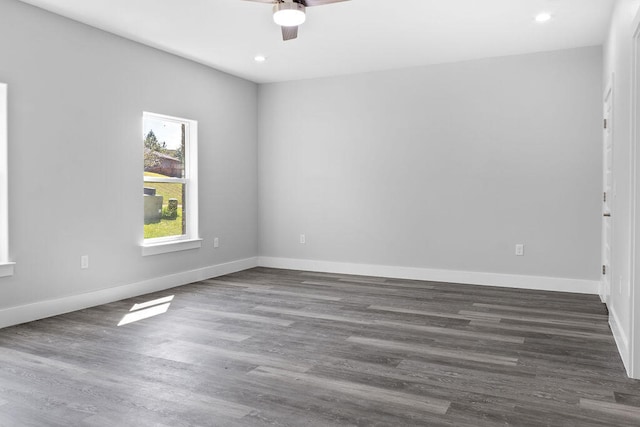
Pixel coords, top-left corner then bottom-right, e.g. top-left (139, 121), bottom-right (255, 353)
top-left (17, 0), bottom-right (614, 83)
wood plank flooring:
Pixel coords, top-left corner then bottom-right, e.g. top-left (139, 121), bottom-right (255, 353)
top-left (0, 267), bottom-right (639, 426)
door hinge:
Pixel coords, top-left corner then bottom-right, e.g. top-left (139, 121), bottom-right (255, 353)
top-left (602, 265), bottom-right (606, 275)
top-left (604, 192), bottom-right (607, 202)
top-left (604, 118), bottom-right (608, 129)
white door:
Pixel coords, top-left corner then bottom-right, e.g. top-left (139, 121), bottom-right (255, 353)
top-left (601, 86), bottom-right (613, 303)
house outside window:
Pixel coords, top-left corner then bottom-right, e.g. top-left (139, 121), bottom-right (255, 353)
top-left (142, 112), bottom-right (200, 255)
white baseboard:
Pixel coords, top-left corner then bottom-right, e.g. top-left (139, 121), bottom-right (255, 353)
top-left (258, 257), bottom-right (600, 294)
top-left (609, 306), bottom-right (631, 377)
top-left (0, 255), bottom-right (602, 331)
top-left (0, 257), bottom-right (258, 330)
top-left (598, 280), bottom-right (609, 303)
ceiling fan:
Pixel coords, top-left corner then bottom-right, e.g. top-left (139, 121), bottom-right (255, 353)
top-left (244, 0), bottom-right (351, 41)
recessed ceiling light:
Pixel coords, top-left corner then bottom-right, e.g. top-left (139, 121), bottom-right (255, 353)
top-left (535, 12), bottom-right (552, 23)
top-left (254, 55), bottom-right (267, 63)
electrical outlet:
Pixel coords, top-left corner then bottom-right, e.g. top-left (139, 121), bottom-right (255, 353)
top-left (300, 234), bottom-right (306, 244)
top-left (619, 276), bottom-right (623, 295)
top-left (515, 244), bottom-right (524, 256)
top-left (214, 237), bottom-right (219, 248)
top-left (81, 255), bottom-right (89, 269)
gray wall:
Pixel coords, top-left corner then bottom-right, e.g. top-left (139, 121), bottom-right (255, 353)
top-left (0, 0), bottom-right (258, 309)
top-left (0, 0), bottom-right (604, 317)
top-left (258, 47), bottom-right (602, 281)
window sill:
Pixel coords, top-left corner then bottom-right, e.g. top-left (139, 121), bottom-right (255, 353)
top-left (141, 238), bottom-right (202, 256)
top-left (0, 262), bottom-right (15, 277)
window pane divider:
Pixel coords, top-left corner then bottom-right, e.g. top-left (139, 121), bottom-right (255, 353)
top-left (144, 177), bottom-right (187, 184)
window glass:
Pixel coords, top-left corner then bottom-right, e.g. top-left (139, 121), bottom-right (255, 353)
top-left (143, 112), bottom-right (196, 244)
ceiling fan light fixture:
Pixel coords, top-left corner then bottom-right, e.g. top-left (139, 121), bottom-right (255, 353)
top-left (273, 2), bottom-right (306, 27)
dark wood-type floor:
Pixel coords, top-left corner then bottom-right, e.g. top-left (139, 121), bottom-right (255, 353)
top-left (1, 267), bottom-right (640, 426)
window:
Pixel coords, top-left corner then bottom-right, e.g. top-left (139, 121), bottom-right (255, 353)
top-left (142, 112), bottom-right (200, 255)
top-left (0, 83), bottom-right (14, 276)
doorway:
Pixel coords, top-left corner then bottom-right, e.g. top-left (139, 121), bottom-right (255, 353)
top-left (601, 83), bottom-right (613, 303)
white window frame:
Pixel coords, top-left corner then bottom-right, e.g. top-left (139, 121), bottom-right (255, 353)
top-left (141, 112), bottom-right (200, 256)
top-left (0, 83), bottom-right (14, 276)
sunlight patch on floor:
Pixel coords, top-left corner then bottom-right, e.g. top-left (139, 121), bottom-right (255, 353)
top-left (130, 295), bottom-right (175, 311)
top-left (118, 295), bottom-right (174, 326)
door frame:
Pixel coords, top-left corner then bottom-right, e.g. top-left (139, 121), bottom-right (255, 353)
top-left (630, 10), bottom-right (640, 378)
top-left (602, 80), bottom-right (614, 305)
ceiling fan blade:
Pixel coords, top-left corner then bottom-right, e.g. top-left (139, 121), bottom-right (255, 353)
top-left (301, 0), bottom-right (350, 6)
top-left (281, 25), bottom-right (298, 41)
